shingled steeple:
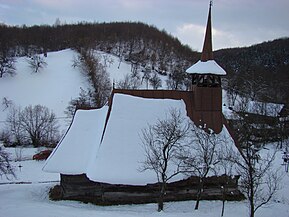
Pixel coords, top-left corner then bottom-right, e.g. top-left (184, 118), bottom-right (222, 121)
top-left (201, 1), bottom-right (213, 61)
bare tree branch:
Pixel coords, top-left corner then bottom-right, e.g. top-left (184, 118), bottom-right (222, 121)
top-left (140, 108), bottom-right (190, 211)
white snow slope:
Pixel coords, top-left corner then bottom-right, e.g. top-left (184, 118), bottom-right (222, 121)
top-left (0, 49), bottom-right (133, 132)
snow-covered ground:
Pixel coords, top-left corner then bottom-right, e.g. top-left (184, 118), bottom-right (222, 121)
top-left (0, 146), bottom-right (289, 217)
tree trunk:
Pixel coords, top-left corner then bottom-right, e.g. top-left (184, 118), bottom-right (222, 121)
top-left (31, 134), bottom-right (41, 147)
top-left (221, 199), bottom-right (225, 217)
top-left (158, 183), bottom-right (165, 212)
top-left (158, 194), bottom-right (164, 212)
top-left (250, 198), bottom-right (255, 217)
top-left (221, 185), bottom-right (225, 216)
top-left (249, 167), bottom-right (255, 217)
top-left (194, 178), bottom-right (203, 210)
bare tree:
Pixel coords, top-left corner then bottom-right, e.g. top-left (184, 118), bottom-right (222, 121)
top-left (243, 70), bottom-right (268, 101)
top-left (65, 87), bottom-right (96, 120)
top-left (20, 105), bottom-right (59, 147)
top-left (166, 68), bottom-right (186, 90)
top-left (141, 68), bottom-right (151, 89)
top-left (149, 72), bottom-right (162, 90)
top-left (101, 53), bottom-right (114, 68)
top-left (180, 126), bottom-right (224, 210)
top-left (5, 106), bottom-right (25, 146)
top-left (5, 105), bottom-right (59, 147)
top-left (2, 97), bottom-right (13, 111)
top-left (216, 131), bottom-right (248, 217)
top-left (226, 85), bottom-right (239, 108)
top-left (230, 102), bottom-right (282, 217)
top-left (234, 128), bottom-right (280, 217)
top-left (27, 54), bottom-right (47, 73)
top-left (116, 73), bottom-right (141, 90)
top-left (0, 146), bottom-right (15, 179)
top-left (0, 52), bottom-right (16, 78)
top-left (140, 109), bottom-right (190, 211)
top-left (116, 74), bottom-right (131, 89)
top-left (225, 73), bottom-right (244, 108)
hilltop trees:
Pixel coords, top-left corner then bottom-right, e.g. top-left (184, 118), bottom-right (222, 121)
top-left (215, 38), bottom-right (289, 104)
top-left (1, 22), bottom-right (289, 102)
top-left (0, 22), bottom-right (198, 93)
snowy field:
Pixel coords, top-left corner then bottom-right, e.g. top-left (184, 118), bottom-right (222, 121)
top-left (0, 147), bottom-right (289, 217)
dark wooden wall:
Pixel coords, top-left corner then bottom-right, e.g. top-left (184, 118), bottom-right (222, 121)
top-left (58, 174), bottom-right (244, 205)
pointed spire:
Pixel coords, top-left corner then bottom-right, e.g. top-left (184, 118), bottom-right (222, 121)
top-left (201, 1), bottom-right (213, 61)
top-left (186, 0), bottom-right (226, 76)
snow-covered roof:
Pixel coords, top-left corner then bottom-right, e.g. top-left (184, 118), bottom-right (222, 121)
top-left (43, 107), bottom-right (108, 174)
top-left (43, 93), bottom-right (236, 185)
top-left (186, 60), bottom-right (226, 75)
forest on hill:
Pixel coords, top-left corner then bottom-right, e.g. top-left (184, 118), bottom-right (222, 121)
top-left (1, 22), bottom-right (288, 103)
top-left (215, 38), bottom-right (289, 103)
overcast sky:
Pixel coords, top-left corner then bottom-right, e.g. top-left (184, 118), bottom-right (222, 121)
top-left (0, 0), bottom-right (288, 51)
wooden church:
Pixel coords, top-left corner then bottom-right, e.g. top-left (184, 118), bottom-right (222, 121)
top-left (44, 3), bottom-right (243, 205)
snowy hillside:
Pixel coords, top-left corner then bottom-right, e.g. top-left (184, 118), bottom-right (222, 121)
top-left (0, 49), bottom-right (85, 131)
top-left (0, 49), bottom-right (134, 132)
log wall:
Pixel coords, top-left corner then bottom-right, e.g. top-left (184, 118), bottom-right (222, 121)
top-left (58, 174), bottom-right (244, 205)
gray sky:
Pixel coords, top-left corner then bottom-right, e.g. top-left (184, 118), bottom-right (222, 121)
top-left (0, 0), bottom-right (288, 51)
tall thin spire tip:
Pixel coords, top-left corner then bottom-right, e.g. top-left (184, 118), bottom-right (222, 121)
top-left (201, 0), bottom-right (214, 61)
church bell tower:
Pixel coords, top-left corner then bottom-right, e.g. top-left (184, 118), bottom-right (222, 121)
top-left (186, 1), bottom-right (226, 133)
